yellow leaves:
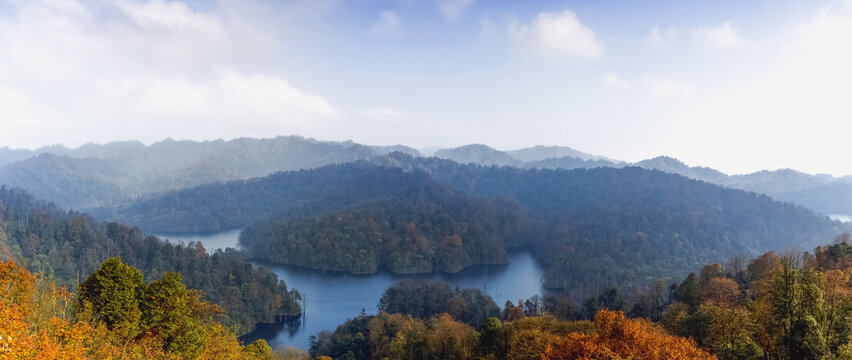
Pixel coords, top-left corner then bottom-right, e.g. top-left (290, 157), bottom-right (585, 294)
top-left (0, 260), bottom-right (264, 360)
top-left (0, 261), bottom-right (37, 314)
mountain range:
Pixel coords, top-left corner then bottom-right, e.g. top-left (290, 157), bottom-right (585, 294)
top-left (2, 136), bottom-right (851, 217)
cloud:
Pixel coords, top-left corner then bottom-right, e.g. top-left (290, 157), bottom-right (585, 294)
top-left (0, 0), bottom-right (340, 147)
top-left (694, 22), bottom-right (745, 49)
top-left (602, 72), bottom-right (630, 90)
top-left (479, 18), bottom-right (498, 37)
top-left (359, 107), bottom-right (399, 118)
top-left (508, 10), bottom-right (603, 59)
top-left (438, 0), bottom-right (474, 20)
top-left (645, 25), bottom-right (676, 47)
top-left (370, 10), bottom-right (402, 36)
top-left (645, 77), bottom-right (694, 97)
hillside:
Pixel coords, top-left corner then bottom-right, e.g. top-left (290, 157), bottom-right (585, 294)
top-left (106, 156), bottom-right (848, 295)
top-left (0, 186), bottom-right (301, 334)
top-left (0, 136), bottom-right (419, 209)
top-left (99, 162), bottom-right (450, 233)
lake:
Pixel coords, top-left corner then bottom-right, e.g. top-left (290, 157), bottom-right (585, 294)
top-left (154, 230), bottom-right (547, 350)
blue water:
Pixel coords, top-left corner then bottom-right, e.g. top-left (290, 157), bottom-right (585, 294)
top-left (152, 230), bottom-right (546, 350)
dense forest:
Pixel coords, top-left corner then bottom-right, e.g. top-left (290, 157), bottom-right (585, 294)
top-left (0, 186), bottom-right (300, 334)
top-left (0, 257), bottom-right (296, 359)
top-left (239, 171), bottom-right (531, 274)
top-left (309, 282), bottom-right (715, 360)
top-left (385, 154), bottom-right (847, 294)
top-left (307, 234), bottom-right (852, 360)
top-left (114, 157), bottom-right (847, 296)
top-left (102, 163), bottom-right (467, 233)
top-left (6, 137), bottom-right (852, 216)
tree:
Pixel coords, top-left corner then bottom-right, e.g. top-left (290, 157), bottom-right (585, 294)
top-left (700, 278), bottom-right (741, 306)
top-left (478, 317), bottom-right (503, 357)
top-left (675, 273), bottom-right (701, 311)
top-left (75, 257), bottom-right (144, 338)
top-left (544, 310), bottom-right (717, 360)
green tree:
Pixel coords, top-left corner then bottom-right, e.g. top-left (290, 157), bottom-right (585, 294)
top-left (75, 256), bottom-right (144, 338)
top-left (676, 273), bottom-right (701, 311)
top-left (478, 317), bottom-right (503, 357)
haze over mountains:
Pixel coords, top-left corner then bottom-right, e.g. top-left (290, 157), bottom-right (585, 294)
top-left (1, 136), bottom-right (850, 217)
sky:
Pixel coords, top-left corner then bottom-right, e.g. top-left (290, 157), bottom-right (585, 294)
top-left (1, 0), bottom-right (852, 175)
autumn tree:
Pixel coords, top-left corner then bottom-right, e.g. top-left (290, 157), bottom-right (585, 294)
top-left (543, 310), bottom-right (716, 360)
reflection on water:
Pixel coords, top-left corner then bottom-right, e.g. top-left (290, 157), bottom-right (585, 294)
top-left (151, 229), bottom-right (242, 252)
top-left (162, 230), bottom-right (547, 351)
top-left (245, 251), bottom-right (545, 350)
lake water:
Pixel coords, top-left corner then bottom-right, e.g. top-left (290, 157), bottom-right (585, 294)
top-left (156, 230), bottom-right (546, 350)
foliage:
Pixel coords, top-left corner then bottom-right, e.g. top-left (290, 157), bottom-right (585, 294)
top-left (116, 156), bottom-right (848, 297)
top-left (310, 308), bottom-right (711, 360)
top-left (378, 280), bottom-right (499, 327)
top-left (0, 259), bottom-right (274, 359)
top-left (0, 187), bottom-right (300, 334)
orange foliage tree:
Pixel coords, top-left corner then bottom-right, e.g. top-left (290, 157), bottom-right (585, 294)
top-left (544, 310), bottom-right (717, 360)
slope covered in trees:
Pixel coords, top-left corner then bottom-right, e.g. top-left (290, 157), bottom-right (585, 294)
top-left (309, 307), bottom-right (714, 360)
top-left (110, 156), bottom-right (847, 296)
top-left (238, 170), bottom-right (531, 274)
top-left (0, 186), bottom-right (300, 334)
top-left (0, 136), bottom-right (419, 209)
top-left (103, 162), bottom-right (485, 233)
top-left (0, 258), bottom-right (284, 359)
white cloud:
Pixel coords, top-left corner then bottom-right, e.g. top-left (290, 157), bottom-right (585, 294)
top-left (694, 22), bottom-right (745, 49)
top-left (645, 25), bottom-right (676, 47)
top-left (439, 0), bottom-right (474, 20)
top-left (0, 0), bottom-right (340, 148)
top-left (370, 11), bottom-right (402, 36)
top-left (602, 72), bottom-right (630, 89)
top-left (508, 10), bottom-right (603, 59)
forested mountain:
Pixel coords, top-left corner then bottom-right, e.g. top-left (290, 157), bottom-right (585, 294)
top-left (239, 180), bottom-right (531, 274)
top-left (106, 155), bottom-right (847, 297)
top-left (0, 186), bottom-right (301, 334)
top-left (0, 136), bottom-right (419, 209)
top-left (434, 146), bottom-right (852, 217)
top-left (506, 144), bottom-right (611, 162)
top-left (6, 136), bottom-right (852, 217)
top-left (382, 154), bottom-right (847, 294)
top-left (99, 163), bottom-right (461, 233)
top-left (632, 156), bottom-right (852, 216)
top-left (433, 144), bottom-right (522, 167)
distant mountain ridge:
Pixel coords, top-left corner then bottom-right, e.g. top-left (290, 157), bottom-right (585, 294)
top-left (0, 136), bottom-right (421, 209)
top-left (431, 145), bottom-right (852, 217)
top-left (3, 136), bottom-right (852, 217)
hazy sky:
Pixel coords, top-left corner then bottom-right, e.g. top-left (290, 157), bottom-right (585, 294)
top-left (1, 0), bottom-right (852, 175)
